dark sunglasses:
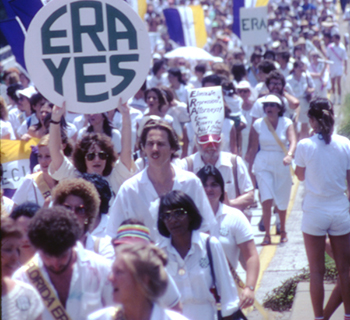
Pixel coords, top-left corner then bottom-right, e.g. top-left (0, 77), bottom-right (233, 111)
top-left (85, 151), bottom-right (108, 161)
top-left (160, 208), bottom-right (188, 222)
top-left (237, 89), bottom-right (250, 94)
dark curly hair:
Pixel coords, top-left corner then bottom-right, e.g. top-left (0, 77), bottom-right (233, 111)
top-left (73, 132), bottom-right (117, 176)
top-left (265, 70), bottom-right (286, 91)
top-left (307, 98), bottom-right (334, 144)
top-left (157, 190), bottom-right (202, 238)
top-left (140, 119), bottom-right (180, 159)
top-left (28, 207), bottom-right (81, 256)
top-left (52, 178), bottom-right (100, 233)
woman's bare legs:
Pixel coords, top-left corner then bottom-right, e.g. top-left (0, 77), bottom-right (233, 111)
top-left (303, 232), bottom-right (326, 318)
top-left (329, 233), bottom-right (350, 315)
top-left (262, 199), bottom-right (273, 243)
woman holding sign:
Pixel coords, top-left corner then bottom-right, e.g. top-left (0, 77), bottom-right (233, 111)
top-left (48, 100), bottom-right (136, 196)
top-left (247, 93), bottom-right (296, 245)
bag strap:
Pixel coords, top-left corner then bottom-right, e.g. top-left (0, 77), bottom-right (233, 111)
top-left (32, 172), bottom-right (52, 199)
top-left (185, 156), bottom-right (194, 173)
top-left (206, 236), bottom-right (220, 304)
top-left (24, 257), bottom-right (73, 320)
top-left (329, 44), bottom-right (343, 62)
top-left (263, 117), bottom-right (294, 176)
top-left (230, 154), bottom-right (240, 197)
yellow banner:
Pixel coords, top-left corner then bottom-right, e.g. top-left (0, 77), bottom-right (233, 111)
top-left (255, 0), bottom-right (268, 7)
top-left (1, 138), bottom-right (39, 163)
top-left (189, 5), bottom-right (207, 48)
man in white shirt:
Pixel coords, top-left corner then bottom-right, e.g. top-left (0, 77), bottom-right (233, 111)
top-left (13, 206), bottom-right (113, 320)
top-left (178, 133), bottom-right (254, 213)
top-left (107, 119), bottom-right (216, 241)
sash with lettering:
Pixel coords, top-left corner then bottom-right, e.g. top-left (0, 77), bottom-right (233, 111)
top-left (32, 172), bottom-right (52, 200)
top-left (24, 257), bottom-right (72, 320)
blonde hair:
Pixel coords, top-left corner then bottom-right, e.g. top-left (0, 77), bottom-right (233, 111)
top-left (38, 134), bottom-right (50, 148)
top-left (115, 243), bottom-right (168, 302)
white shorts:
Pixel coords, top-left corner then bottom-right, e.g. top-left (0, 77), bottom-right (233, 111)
top-left (329, 64), bottom-right (344, 78)
top-left (302, 209), bottom-right (350, 236)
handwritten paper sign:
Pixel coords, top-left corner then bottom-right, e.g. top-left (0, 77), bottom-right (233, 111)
top-left (188, 86), bottom-right (224, 137)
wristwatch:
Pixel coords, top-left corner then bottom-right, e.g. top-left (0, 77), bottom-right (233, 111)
top-left (245, 285), bottom-right (255, 291)
top-left (287, 151), bottom-right (293, 157)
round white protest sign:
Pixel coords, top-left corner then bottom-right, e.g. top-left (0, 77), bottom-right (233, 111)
top-left (25, 0), bottom-right (151, 113)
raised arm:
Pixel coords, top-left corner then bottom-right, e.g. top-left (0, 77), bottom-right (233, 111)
top-left (49, 104), bottom-right (65, 172)
top-left (117, 98), bottom-right (132, 171)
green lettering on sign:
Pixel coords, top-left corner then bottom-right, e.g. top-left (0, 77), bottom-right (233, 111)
top-left (75, 56), bottom-right (108, 102)
top-left (71, 1), bottom-right (106, 53)
top-left (43, 58), bottom-right (70, 95)
top-left (106, 4), bottom-right (137, 51)
top-left (110, 54), bottom-right (139, 96)
top-left (41, 5), bottom-right (70, 54)
top-left (241, 18), bottom-right (249, 31)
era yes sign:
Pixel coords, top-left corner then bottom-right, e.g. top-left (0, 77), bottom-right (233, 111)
top-left (25, 0), bottom-right (151, 113)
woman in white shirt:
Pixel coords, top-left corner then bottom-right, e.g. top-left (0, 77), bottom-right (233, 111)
top-left (295, 98), bottom-right (350, 320)
top-left (49, 102), bottom-right (136, 196)
top-left (197, 164), bottom-right (260, 309)
top-left (157, 190), bottom-right (244, 320)
top-left (247, 94), bottom-right (296, 245)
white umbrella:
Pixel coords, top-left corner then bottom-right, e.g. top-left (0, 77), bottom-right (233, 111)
top-left (164, 46), bottom-right (219, 61)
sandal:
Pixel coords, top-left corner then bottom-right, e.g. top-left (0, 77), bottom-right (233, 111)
top-left (280, 231), bottom-right (288, 243)
top-left (261, 235), bottom-right (271, 246)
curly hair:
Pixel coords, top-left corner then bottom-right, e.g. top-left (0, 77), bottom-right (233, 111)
top-left (140, 119), bottom-right (180, 158)
top-left (52, 178), bottom-right (100, 233)
top-left (265, 70), bottom-right (286, 91)
top-left (157, 190), bottom-right (202, 238)
top-left (307, 98), bottom-right (334, 144)
top-left (28, 207), bottom-right (81, 256)
top-left (114, 243), bottom-right (168, 302)
top-left (73, 133), bottom-right (117, 176)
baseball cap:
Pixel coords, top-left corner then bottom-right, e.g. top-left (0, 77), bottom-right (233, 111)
top-left (16, 86), bottom-right (37, 99)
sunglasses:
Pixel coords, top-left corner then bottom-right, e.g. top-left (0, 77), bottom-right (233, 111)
top-left (63, 204), bottom-right (86, 216)
top-left (85, 151), bottom-right (108, 161)
top-left (237, 89), bottom-right (250, 94)
top-left (160, 208), bottom-right (188, 222)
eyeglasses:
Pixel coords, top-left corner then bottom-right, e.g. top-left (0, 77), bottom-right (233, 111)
top-left (160, 208), bottom-right (188, 222)
top-left (85, 151), bottom-right (108, 161)
top-left (63, 204), bottom-right (86, 216)
top-left (237, 89), bottom-right (250, 94)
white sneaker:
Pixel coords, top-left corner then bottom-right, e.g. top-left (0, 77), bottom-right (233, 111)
top-left (337, 96), bottom-right (342, 105)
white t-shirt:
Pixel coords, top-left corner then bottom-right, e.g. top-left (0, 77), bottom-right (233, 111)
top-left (1, 280), bottom-right (44, 320)
top-left (211, 203), bottom-right (253, 269)
top-left (158, 231), bottom-right (239, 320)
top-left (13, 242), bottom-right (113, 320)
top-left (12, 174), bottom-right (46, 206)
top-left (295, 134), bottom-right (350, 211)
top-left (107, 164), bottom-right (217, 242)
top-left (253, 117), bottom-right (292, 152)
top-left (0, 120), bottom-right (16, 139)
top-left (48, 155), bottom-right (137, 196)
top-left (178, 152), bottom-right (254, 201)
